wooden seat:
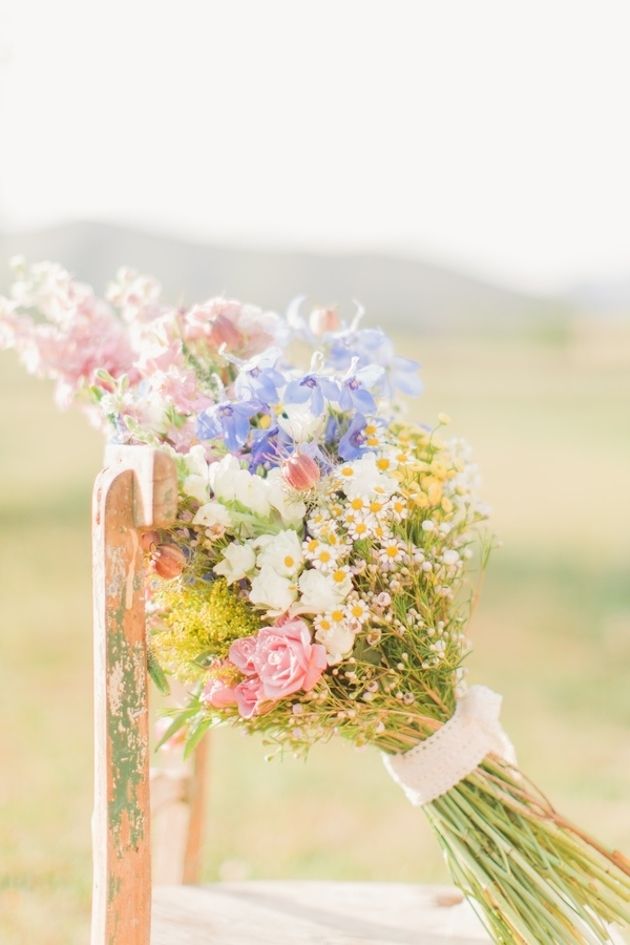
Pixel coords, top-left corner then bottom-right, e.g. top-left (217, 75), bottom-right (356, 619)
top-left (91, 447), bottom-right (491, 945)
top-left (152, 882), bottom-right (490, 944)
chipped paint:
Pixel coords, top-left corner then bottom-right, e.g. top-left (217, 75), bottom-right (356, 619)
top-left (107, 578), bottom-right (148, 854)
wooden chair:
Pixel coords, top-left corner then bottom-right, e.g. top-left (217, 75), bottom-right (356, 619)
top-left (91, 445), bottom-right (493, 944)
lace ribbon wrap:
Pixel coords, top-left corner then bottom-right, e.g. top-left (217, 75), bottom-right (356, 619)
top-left (382, 685), bottom-right (517, 807)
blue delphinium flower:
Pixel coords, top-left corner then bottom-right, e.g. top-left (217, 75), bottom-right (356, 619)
top-left (339, 413), bottom-right (368, 461)
top-left (326, 327), bottom-right (422, 399)
top-left (283, 371), bottom-right (340, 416)
top-left (234, 347), bottom-right (286, 405)
top-left (338, 362), bottom-right (384, 414)
top-left (197, 400), bottom-right (260, 451)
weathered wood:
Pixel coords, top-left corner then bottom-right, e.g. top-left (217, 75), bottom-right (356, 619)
top-left (92, 447), bottom-right (177, 945)
top-left (182, 736), bottom-right (209, 884)
top-left (150, 736), bottom-right (209, 886)
top-left (151, 881), bottom-right (492, 944)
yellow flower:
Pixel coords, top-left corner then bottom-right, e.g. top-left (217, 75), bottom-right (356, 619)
top-left (151, 578), bottom-right (259, 683)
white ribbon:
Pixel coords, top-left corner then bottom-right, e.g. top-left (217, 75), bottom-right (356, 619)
top-left (382, 685), bottom-right (517, 807)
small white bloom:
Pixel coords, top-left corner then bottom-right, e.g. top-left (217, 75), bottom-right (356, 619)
top-left (441, 549), bottom-right (460, 566)
top-left (182, 444), bottom-right (212, 502)
top-left (338, 453), bottom-right (397, 499)
top-left (233, 470), bottom-right (271, 518)
top-left (314, 617), bottom-right (355, 664)
top-left (421, 519), bottom-right (435, 532)
top-left (266, 467), bottom-right (307, 525)
top-left (297, 569), bottom-right (348, 613)
top-left (346, 597), bottom-right (370, 624)
top-left (207, 454), bottom-right (242, 502)
top-left (214, 542), bottom-right (257, 584)
top-left (277, 402), bottom-right (324, 442)
top-left (193, 501), bottom-right (232, 530)
top-left (249, 565), bottom-right (297, 611)
top-left (255, 529), bottom-right (303, 577)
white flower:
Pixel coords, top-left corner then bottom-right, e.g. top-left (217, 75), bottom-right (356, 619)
top-left (266, 467), bottom-right (307, 525)
top-left (209, 456), bottom-right (271, 518)
top-left (346, 597), bottom-right (370, 624)
top-left (234, 470), bottom-right (271, 518)
top-left (338, 453), bottom-right (397, 499)
top-left (314, 613), bottom-right (355, 663)
top-left (442, 549), bottom-right (460, 566)
top-left (214, 542), bottom-right (256, 584)
top-left (193, 501), bottom-right (232, 530)
top-left (276, 402), bottom-right (325, 442)
top-left (182, 444), bottom-right (211, 502)
top-left (297, 569), bottom-right (350, 613)
top-left (255, 529), bottom-right (303, 577)
top-left (207, 454), bottom-right (242, 502)
top-left (249, 565), bottom-right (297, 612)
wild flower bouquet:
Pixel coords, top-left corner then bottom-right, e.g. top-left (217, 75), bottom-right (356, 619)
top-left (2, 259), bottom-right (629, 945)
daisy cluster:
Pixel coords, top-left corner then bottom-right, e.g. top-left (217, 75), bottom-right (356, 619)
top-left (1, 259), bottom-right (489, 755)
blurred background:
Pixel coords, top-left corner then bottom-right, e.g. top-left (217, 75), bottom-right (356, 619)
top-left (1, 2), bottom-right (629, 943)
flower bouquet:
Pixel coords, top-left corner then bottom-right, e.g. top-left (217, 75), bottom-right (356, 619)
top-left (2, 259), bottom-right (628, 945)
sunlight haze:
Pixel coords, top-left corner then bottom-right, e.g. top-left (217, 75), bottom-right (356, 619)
top-left (1, 0), bottom-right (629, 293)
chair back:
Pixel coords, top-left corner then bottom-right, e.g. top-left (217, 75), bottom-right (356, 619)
top-left (91, 446), bottom-right (177, 945)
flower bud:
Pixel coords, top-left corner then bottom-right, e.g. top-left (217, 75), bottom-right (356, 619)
top-left (282, 452), bottom-right (321, 491)
top-left (309, 306), bottom-right (340, 336)
top-left (140, 529), bottom-right (160, 552)
top-left (152, 543), bottom-right (186, 579)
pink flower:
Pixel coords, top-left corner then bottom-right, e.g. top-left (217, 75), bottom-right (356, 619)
top-left (309, 306), bottom-right (340, 336)
top-left (234, 676), bottom-right (263, 718)
top-left (229, 636), bottom-right (258, 676)
top-left (282, 452), bottom-right (321, 491)
top-left (253, 618), bottom-right (327, 700)
top-left (203, 674), bottom-right (238, 709)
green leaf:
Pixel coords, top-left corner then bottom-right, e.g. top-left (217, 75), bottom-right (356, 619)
top-left (148, 652), bottom-right (171, 695)
top-left (183, 716), bottom-right (212, 759)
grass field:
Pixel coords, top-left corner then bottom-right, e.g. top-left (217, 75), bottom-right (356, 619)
top-left (1, 326), bottom-right (629, 944)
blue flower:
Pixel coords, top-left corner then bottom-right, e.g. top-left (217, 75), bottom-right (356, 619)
top-left (283, 372), bottom-right (340, 415)
top-left (338, 363), bottom-right (384, 414)
top-left (197, 400), bottom-right (260, 451)
top-left (234, 348), bottom-right (286, 406)
top-left (339, 413), bottom-right (368, 461)
top-left (326, 328), bottom-right (422, 399)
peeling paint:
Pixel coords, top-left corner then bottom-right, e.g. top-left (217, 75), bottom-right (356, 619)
top-left (107, 579), bottom-right (148, 855)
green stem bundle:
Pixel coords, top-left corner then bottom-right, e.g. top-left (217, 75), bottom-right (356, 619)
top-left (420, 755), bottom-right (630, 944)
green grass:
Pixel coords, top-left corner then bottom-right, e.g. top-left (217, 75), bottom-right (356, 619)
top-left (1, 327), bottom-right (629, 944)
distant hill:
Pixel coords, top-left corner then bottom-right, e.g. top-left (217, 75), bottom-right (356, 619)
top-left (0, 220), bottom-right (568, 334)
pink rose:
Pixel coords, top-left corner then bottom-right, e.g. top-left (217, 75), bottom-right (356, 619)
top-left (203, 671), bottom-right (237, 709)
top-left (229, 636), bottom-right (258, 676)
top-left (234, 676), bottom-right (263, 718)
top-left (253, 618), bottom-right (327, 700)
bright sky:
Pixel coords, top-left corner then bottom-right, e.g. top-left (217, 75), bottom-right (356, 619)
top-left (1, 0), bottom-right (629, 293)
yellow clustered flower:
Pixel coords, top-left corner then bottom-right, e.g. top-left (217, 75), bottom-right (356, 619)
top-left (151, 577), bottom-right (259, 683)
top-left (391, 424), bottom-right (459, 516)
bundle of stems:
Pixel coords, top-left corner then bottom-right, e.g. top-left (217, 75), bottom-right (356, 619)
top-left (380, 719), bottom-right (630, 945)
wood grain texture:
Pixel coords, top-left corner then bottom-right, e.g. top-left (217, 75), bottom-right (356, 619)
top-left (151, 882), bottom-right (492, 945)
top-left (92, 447), bottom-right (177, 945)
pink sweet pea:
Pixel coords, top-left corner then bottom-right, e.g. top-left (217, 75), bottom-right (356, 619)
top-left (253, 618), bottom-right (327, 700)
